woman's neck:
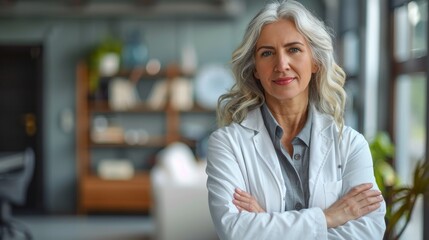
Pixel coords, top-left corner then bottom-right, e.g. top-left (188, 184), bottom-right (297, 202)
top-left (266, 98), bottom-right (309, 138)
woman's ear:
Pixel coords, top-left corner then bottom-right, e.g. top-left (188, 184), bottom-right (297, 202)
top-left (312, 62), bottom-right (319, 73)
top-left (253, 70), bottom-right (260, 79)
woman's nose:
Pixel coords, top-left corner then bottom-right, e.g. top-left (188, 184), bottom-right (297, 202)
top-left (274, 53), bottom-right (290, 72)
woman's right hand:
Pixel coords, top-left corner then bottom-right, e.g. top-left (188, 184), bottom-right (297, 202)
top-left (323, 183), bottom-right (383, 228)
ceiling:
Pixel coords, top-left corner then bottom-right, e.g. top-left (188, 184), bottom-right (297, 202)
top-left (0, 0), bottom-right (245, 19)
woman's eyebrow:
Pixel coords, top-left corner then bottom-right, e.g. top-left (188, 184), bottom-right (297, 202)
top-left (255, 45), bottom-right (275, 52)
top-left (284, 41), bottom-right (305, 47)
top-left (255, 41), bottom-right (304, 52)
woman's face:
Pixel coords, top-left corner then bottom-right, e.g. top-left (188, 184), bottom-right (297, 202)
top-left (254, 19), bottom-right (317, 105)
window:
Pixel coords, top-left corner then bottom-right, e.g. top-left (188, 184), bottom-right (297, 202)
top-left (394, 1), bottom-right (427, 61)
top-left (394, 74), bottom-right (426, 239)
top-left (389, 0), bottom-right (428, 239)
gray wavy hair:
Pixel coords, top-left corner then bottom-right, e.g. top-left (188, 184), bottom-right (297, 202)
top-left (217, 0), bottom-right (346, 133)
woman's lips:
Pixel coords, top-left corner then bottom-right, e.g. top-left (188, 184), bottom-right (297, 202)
top-left (273, 77), bottom-right (295, 85)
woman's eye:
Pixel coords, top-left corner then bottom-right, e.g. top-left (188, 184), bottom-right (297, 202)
top-left (261, 51), bottom-right (273, 57)
top-left (289, 47), bottom-right (301, 53)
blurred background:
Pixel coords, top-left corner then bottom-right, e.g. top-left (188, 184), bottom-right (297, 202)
top-left (0, 0), bottom-right (427, 239)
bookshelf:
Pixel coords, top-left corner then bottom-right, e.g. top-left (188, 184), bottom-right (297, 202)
top-left (75, 62), bottom-right (214, 214)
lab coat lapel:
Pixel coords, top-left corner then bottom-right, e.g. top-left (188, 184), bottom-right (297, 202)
top-left (308, 107), bottom-right (334, 206)
top-left (241, 109), bottom-right (284, 184)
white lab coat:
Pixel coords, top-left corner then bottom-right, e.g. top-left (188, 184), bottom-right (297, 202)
top-left (206, 106), bottom-right (386, 240)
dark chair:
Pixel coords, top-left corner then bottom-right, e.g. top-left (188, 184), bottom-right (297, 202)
top-left (0, 148), bottom-right (34, 240)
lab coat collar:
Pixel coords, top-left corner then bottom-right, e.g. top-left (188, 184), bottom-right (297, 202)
top-left (240, 104), bottom-right (333, 136)
top-left (240, 107), bottom-right (266, 134)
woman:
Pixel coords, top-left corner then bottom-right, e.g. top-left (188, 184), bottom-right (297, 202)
top-left (206, 1), bottom-right (386, 239)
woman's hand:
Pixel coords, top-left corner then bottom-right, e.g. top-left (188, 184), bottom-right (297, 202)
top-left (232, 188), bottom-right (265, 213)
top-left (233, 183), bottom-right (382, 228)
top-left (323, 183), bottom-right (383, 228)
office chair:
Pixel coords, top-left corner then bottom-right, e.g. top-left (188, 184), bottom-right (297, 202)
top-left (0, 148), bottom-right (34, 240)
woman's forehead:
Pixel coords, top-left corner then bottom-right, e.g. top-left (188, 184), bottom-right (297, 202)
top-left (256, 19), bottom-right (307, 46)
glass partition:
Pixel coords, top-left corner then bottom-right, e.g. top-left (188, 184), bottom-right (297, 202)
top-left (394, 73), bottom-right (426, 240)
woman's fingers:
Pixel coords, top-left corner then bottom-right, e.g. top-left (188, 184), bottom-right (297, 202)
top-left (358, 192), bottom-right (383, 205)
top-left (324, 183), bottom-right (383, 228)
top-left (234, 188), bottom-right (251, 199)
top-left (337, 183), bottom-right (382, 208)
top-left (353, 189), bottom-right (382, 203)
top-left (232, 188), bottom-right (252, 211)
top-left (235, 203), bottom-right (244, 212)
top-left (232, 188), bottom-right (265, 213)
top-left (343, 183), bottom-right (373, 199)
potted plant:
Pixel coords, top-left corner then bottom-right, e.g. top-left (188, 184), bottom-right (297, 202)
top-left (370, 132), bottom-right (429, 240)
top-left (87, 37), bottom-right (123, 99)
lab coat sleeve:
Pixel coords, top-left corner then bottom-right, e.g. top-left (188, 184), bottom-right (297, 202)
top-left (206, 129), bottom-right (328, 240)
top-left (328, 133), bottom-right (386, 239)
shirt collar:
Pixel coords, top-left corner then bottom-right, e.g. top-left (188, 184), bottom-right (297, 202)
top-left (260, 103), bottom-right (279, 143)
top-left (260, 103), bottom-right (313, 147)
top-left (297, 106), bottom-right (312, 147)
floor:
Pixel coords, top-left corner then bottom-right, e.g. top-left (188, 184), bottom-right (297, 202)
top-left (12, 209), bottom-right (423, 240)
top-left (12, 215), bottom-right (154, 240)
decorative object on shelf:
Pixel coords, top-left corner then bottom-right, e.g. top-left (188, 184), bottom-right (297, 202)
top-left (124, 129), bottom-right (150, 145)
top-left (91, 125), bottom-right (124, 144)
top-left (170, 77), bottom-right (193, 111)
top-left (108, 77), bottom-right (140, 111)
top-left (97, 159), bottom-right (135, 180)
top-left (128, 58), bottom-right (161, 84)
top-left (194, 64), bottom-right (234, 110)
top-left (146, 58), bottom-right (161, 76)
top-left (147, 79), bottom-right (168, 110)
top-left (88, 37), bottom-right (123, 97)
top-left (124, 129), bottom-right (140, 145)
top-left (99, 53), bottom-right (120, 77)
top-left (91, 116), bottom-right (124, 144)
top-left (122, 30), bottom-right (149, 70)
top-left (181, 43), bottom-right (197, 76)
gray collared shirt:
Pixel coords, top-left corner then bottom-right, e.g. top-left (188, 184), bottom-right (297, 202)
top-left (260, 103), bottom-right (312, 211)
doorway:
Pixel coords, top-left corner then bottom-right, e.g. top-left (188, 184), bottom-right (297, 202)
top-left (0, 45), bottom-right (44, 213)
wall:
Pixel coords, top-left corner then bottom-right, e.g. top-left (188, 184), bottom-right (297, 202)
top-left (0, 0), bottom-right (323, 213)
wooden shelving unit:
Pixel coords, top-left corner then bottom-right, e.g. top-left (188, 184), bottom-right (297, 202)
top-left (80, 172), bottom-right (151, 212)
top-left (76, 61), bottom-right (214, 214)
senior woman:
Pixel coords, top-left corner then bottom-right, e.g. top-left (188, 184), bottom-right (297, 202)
top-left (206, 1), bottom-right (386, 239)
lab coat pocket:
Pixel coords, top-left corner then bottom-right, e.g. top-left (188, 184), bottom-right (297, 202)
top-left (323, 180), bottom-right (343, 208)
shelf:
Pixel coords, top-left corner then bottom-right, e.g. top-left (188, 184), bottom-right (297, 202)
top-left (89, 100), bottom-right (215, 113)
top-left (79, 172), bottom-right (151, 213)
top-left (89, 101), bottom-right (165, 113)
top-left (90, 135), bottom-right (166, 148)
top-left (76, 60), bottom-right (215, 214)
top-left (90, 137), bottom-right (197, 148)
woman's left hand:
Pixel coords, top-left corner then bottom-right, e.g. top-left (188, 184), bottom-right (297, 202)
top-left (233, 188), bottom-right (266, 213)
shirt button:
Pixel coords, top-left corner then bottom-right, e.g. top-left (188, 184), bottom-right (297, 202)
top-left (295, 203), bottom-right (303, 210)
top-left (294, 154), bottom-right (301, 161)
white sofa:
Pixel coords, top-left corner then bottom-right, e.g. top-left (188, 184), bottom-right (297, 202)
top-left (151, 143), bottom-right (217, 240)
